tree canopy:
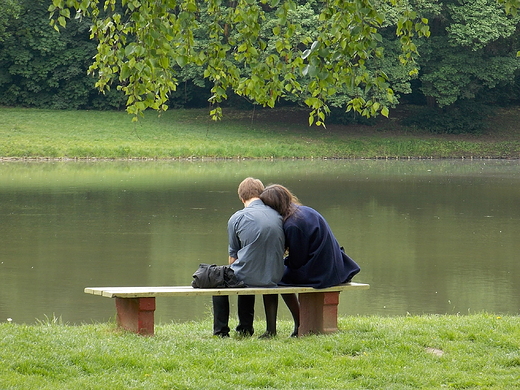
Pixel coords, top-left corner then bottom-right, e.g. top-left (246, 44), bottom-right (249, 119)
top-left (0, 0), bottom-right (21, 42)
top-left (49, 0), bottom-right (432, 123)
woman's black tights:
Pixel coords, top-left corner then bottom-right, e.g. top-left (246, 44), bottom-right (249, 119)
top-left (261, 293), bottom-right (300, 338)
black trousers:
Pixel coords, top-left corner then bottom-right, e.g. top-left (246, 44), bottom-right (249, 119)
top-left (212, 295), bottom-right (255, 336)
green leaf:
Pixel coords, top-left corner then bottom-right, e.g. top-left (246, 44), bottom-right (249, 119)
top-left (159, 56), bottom-right (170, 68)
top-left (186, 2), bottom-right (198, 12)
top-left (59, 8), bottom-right (70, 18)
top-left (120, 64), bottom-right (131, 80)
top-left (125, 44), bottom-right (136, 57)
top-left (175, 55), bottom-right (187, 67)
top-left (307, 65), bottom-right (318, 77)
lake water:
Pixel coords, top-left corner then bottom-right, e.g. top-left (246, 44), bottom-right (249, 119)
top-left (0, 159), bottom-right (519, 325)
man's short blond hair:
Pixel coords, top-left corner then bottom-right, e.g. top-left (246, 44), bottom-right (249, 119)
top-left (238, 177), bottom-right (264, 202)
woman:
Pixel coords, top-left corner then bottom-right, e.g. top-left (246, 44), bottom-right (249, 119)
top-left (260, 184), bottom-right (360, 336)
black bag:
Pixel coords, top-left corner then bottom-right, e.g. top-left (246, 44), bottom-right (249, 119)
top-left (191, 263), bottom-right (246, 288)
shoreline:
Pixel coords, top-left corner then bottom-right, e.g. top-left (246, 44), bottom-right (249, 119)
top-left (1, 156), bottom-right (519, 161)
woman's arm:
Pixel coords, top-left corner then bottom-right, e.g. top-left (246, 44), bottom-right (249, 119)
top-left (284, 225), bottom-right (309, 269)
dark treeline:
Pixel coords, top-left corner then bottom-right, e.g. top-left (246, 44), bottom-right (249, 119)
top-left (1, 0), bottom-right (520, 133)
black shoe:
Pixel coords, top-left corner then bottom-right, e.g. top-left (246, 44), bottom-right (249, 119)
top-left (258, 331), bottom-right (276, 339)
top-left (213, 330), bottom-right (230, 338)
top-left (235, 325), bottom-right (254, 337)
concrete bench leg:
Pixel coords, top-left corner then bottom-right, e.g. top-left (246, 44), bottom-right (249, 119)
top-left (298, 291), bottom-right (340, 336)
top-left (115, 297), bottom-right (156, 336)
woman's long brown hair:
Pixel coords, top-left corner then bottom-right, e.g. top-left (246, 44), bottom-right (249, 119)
top-left (260, 184), bottom-right (301, 221)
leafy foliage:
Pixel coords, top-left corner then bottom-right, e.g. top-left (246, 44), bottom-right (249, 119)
top-left (416, 0), bottom-right (520, 109)
top-left (49, 0), bottom-right (430, 123)
top-left (0, 0), bottom-right (125, 109)
top-left (497, 0), bottom-right (520, 15)
top-left (0, 0), bottom-right (21, 42)
top-left (447, 0), bottom-right (519, 50)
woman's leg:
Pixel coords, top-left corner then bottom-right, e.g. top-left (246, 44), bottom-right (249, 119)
top-left (282, 293), bottom-right (300, 337)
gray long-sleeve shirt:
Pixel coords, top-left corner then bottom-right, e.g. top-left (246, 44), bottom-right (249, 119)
top-left (228, 199), bottom-right (285, 287)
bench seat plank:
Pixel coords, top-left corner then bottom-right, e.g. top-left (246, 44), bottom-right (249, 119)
top-left (84, 282), bottom-right (370, 298)
top-left (84, 282), bottom-right (370, 336)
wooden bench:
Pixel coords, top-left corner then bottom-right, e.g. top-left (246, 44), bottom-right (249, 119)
top-left (84, 282), bottom-right (370, 336)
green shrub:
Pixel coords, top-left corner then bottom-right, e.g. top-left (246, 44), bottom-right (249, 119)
top-left (401, 102), bottom-right (494, 134)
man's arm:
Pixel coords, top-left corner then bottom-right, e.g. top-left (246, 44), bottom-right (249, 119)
top-left (228, 214), bottom-right (241, 265)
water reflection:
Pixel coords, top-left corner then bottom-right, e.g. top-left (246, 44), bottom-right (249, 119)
top-left (0, 159), bottom-right (519, 325)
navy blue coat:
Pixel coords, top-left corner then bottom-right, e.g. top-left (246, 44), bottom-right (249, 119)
top-left (280, 205), bottom-right (360, 289)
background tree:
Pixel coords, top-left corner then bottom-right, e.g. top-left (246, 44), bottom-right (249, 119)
top-left (419, 0), bottom-right (520, 107)
top-left (0, 0), bottom-right (21, 42)
top-left (400, 0), bottom-right (520, 133)
top-left (0, 0), bottom-right (125, 109)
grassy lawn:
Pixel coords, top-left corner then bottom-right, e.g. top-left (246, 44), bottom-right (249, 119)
top-left (1, 106), bottom-right (519, 159)
top-left (1, 314), bottom-right (519, 389)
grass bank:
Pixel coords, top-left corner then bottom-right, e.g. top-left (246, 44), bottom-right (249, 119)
top-left (1, 106), bottom-right (520, 159)
top-left (1, 314), bottom-right (519, 389)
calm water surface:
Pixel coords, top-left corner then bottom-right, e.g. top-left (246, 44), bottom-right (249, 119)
top-left (0, 159), bottom-right (519, 325)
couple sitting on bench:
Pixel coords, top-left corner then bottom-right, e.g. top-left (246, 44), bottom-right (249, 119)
top-left (213, 177), bottom-right (360, 338)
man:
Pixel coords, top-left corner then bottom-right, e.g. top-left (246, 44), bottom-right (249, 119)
top-left (212, 177), bottom-right (285, 337)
